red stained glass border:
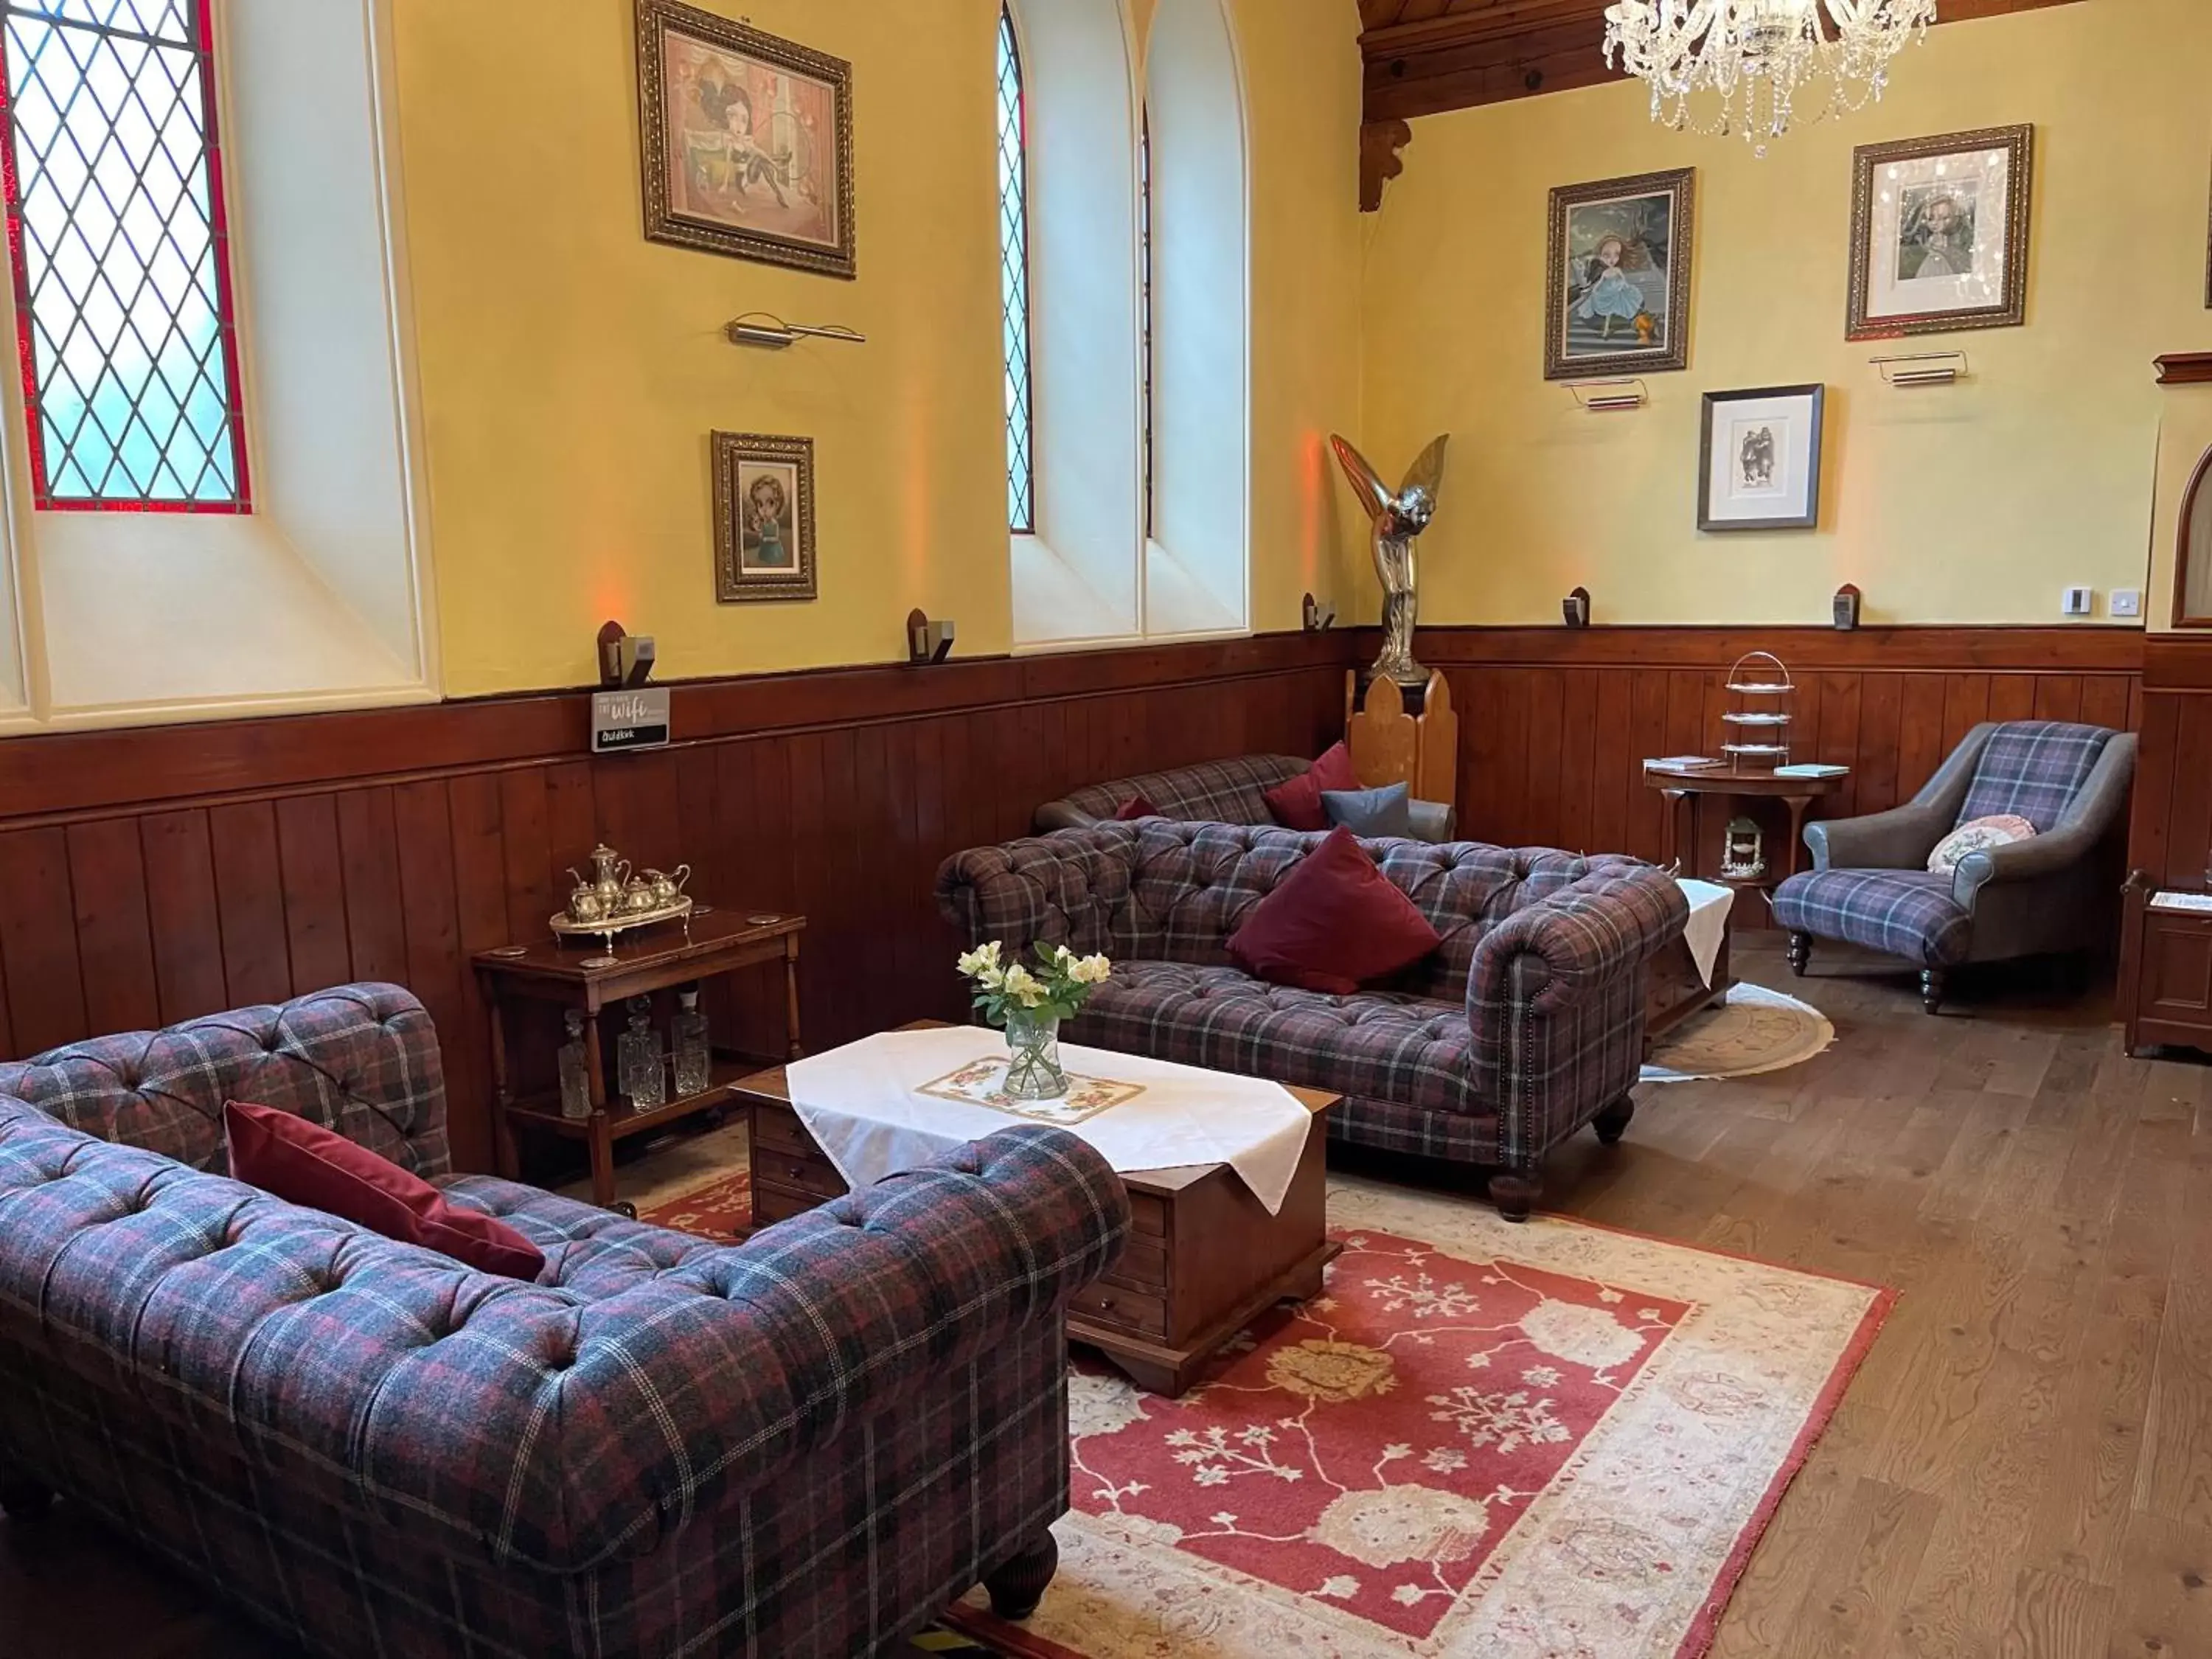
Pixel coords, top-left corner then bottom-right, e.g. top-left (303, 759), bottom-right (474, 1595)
top-left (0, 0), bottom-right (251, 514)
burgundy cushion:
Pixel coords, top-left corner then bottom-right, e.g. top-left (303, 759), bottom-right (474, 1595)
top-left (1262, 742), bottom-right (1360, 832)
top-left (224, 1100), bottom-right (546, 1281)
top-left (1115, 793), bottom-right (1162, 821)
top-left (1227, 827), bottom-right (1443, 994)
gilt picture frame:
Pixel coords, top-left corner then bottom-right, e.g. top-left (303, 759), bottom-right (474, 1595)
top-left (1545, 167), bottom-right (1695, 380)
top-left (635, 0), bottom-right (856, 278)
top-left (713, 431), bottom-right (817, 602)
top-left (1846, 125), bottom-right (2032, 341)
top-left (1698, 385), bottom-right (1825, 533)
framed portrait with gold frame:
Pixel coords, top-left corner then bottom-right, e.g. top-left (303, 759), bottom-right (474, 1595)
top-left (1846, 125), bottom-right (2032, 341)
top-left (713, 431), bottom-right (817, 603)
top-left (635, 0), bottom-right (855, 278)
top-left (1545, 167), bottom-right (1695, 380)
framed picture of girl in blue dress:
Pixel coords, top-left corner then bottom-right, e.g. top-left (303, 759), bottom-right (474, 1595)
top-left (1545, 167), bottom-right (1695, 380)
top-left (713, 431), bottom-right (816, 602)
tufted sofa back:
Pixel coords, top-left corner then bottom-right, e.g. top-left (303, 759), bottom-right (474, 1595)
top-left (938, 821), bottom-right (1646, 1002)
top-left (1037, 755), bottom-right (1310, 831)
top-left (0, 983), bottom-right (450, 1178)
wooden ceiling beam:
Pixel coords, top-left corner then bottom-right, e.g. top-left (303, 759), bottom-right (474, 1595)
top-left (1360, 0), bottom-right (2090, 131)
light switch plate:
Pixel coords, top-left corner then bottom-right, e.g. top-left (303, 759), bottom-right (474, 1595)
top-left (2111, 588), bottom-right (2143, 618)
top-left (2062, 585), bottom-right (2093, 617)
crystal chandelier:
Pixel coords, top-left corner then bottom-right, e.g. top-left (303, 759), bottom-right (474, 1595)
top-left (1602, 0), bottom-right (1938, 156)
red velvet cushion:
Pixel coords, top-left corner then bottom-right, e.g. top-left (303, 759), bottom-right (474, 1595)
top-left (1228, 827), bottom-right (1442, 994)
top-left (1262, 742), bottom-right (1360, 832)
top-left (224, 1100), bottom-right (545, 1281)
top-left (1115, 793), bottom-right (1162, 820)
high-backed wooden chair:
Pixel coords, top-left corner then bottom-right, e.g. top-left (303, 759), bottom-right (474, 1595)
top-left (1344, 671), bottom-right (1458, 811)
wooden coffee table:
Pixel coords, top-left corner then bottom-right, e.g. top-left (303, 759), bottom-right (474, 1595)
top-left (728, 1021), bottom-right (1340, 1397)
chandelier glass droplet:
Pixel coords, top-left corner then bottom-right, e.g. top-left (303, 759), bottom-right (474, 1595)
top-left (1602, 0), bottom-right (1938, 156)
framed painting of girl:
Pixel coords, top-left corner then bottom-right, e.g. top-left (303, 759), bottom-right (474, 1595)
top-left (1545, 167), bottom-right (1696, 380)
top-left (713, 431), bottom-right (818, 602)
top-left (636, 0), bottom-right (856, 278)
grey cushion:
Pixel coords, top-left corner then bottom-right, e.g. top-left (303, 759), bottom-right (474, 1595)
top-left (1406, 799), bottom-right (1455, 844)
top-left (1322, 782), bottom-right (1413, 839)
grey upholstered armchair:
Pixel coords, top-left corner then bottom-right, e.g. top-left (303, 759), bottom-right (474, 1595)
top-left (1771, 720), bottom-right (2136, 1014)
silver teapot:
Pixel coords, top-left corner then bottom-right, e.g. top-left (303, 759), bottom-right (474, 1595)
top-left (566, 843), bottom-right (632, 924)
top-left (643, 863), bottom-right (692, 907)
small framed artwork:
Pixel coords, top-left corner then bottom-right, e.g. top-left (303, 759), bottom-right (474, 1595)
top-left (713, 431), bottom-right (817, 602)
top-left (1545, 167), bottom-right (1695, 380)
top-left (1847, 125), bottom-right (2032, 341)
top-left (635, 0), bottom-right (855, 279)
top-left (1698, 385), bottom-right (1826, 533)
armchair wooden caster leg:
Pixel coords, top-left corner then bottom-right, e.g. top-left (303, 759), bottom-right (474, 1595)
top-left (1920, 968), bottom-right (1947, 1016)
top-left (1787, 932), bottom-right (1812, 977)
top-left (983, 1530), bottom-right (1059, 1620)
top-left (1593, 1096), bottom-right (1635, 1146)
top-left (0, 1465), bottom-right (53, 1522)
top-left (1488, 1171), bottom-right (1543, 1223)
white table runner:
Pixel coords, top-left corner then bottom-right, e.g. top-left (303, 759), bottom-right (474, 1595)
top-left (785, 1026), bottom-right (1314, 1214)
top-left (1677, 877), bottom-right (1733, 986)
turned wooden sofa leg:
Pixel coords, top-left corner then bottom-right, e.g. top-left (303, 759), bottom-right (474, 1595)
top-left (1921, 968), bottom-right (1947, 1016)
top-left (1488, 1170), bottom-right (1542, 1223)
top-left (1787, 931), bottom-right (1812, 976)
top-left (0, 1464), bottom-right (53, 1522)
top-left (1592, 1096), bottom-right (1635, 1146)
top-left (983, 1530), bottom-right (1059, 1620)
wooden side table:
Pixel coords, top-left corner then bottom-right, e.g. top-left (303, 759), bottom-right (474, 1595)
top-left (728, 1022), bottom-right (1341, 1398)
top-left (473, 908), bottom-right (805, 1208)
top-left (1644, 764), bottom-right (1847, 925)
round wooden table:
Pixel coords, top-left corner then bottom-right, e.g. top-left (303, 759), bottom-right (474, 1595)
top-left (1644, 763), bottom-right (1849, 918)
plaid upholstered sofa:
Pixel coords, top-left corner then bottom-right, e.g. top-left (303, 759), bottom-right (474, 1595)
top-left (0, 984), bottom-right (1128, 1658)
top-left (1773, 720), bottom-right (2135, 1014)
top-left (1034, 753), bottom-right (1456, 841)
top-left (937, 821), bottom-right (1687, 1220)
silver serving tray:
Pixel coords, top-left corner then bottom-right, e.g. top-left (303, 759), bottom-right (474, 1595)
top-left (549, 895), bottom-right (695, 939)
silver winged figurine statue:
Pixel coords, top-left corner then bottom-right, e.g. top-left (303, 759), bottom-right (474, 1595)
top-left (1330, 432), bottom-right (1449, 690)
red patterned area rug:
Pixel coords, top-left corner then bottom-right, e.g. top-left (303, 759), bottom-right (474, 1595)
top-left (945, 1177), bottom-right (1892, 1659)
top-left (636, 1169), bottom-right (751, 1242)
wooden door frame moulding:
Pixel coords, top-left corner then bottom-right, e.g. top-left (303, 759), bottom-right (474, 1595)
top-left (0, 631), bottom-right (1358, 827)
top-left (2143, 636), bottom-right (2212, 692)
top-left (1357, 0), bottom-right (2090, 128)
top-left (1394, 623), bottom-right (2143, 674)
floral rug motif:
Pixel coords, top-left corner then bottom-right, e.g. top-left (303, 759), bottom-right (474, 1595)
top-left (636, 1168), bottom-right (751, 1242)
top-left (950, 1177), bottom-right (1891, 1659)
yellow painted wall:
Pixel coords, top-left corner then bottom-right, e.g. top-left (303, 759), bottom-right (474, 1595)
top-left (1358, 0), bottom-right (2212, 630)
top-left (393, 0), bottom-right (1364, 697)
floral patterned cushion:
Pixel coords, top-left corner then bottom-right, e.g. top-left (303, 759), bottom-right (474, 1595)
top-left (1926, 813), bottom-right (2036, 873)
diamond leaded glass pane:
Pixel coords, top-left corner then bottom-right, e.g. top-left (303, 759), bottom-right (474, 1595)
top-left (995, 5), bottom-right (1032, 534)
top-left (0, 0), bottom-right (249, 510)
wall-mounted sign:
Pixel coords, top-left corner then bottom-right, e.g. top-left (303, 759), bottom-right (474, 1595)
top-left (591, 688), bottom-right (671, 754)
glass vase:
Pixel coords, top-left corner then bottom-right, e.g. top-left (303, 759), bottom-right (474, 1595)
top-left (1001, 1006), bottom-right (1069, 1101)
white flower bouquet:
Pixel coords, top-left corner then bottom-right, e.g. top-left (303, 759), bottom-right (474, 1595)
top-left (955, 941), bottom-right (1113, 1100)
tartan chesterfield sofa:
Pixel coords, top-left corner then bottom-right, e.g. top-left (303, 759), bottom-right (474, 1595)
top-left (0, 984), bottom-right (1130, 1659)
top-left (1034, 752), bottom-right (1455, 841)
top-left (937, 820), bottom-right (1688, 1220)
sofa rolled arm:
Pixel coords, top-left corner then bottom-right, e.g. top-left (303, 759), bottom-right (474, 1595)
top-left (1804, 804), bottom-right (1949, 872)
top-left (934, 827), bottom-right (1137, 959)
top-left (1467, 863), bottom-right (1688, 1027)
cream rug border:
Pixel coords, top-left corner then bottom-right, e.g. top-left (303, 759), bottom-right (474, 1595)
top-left (959, 1175), bottom-right (1891, 1659)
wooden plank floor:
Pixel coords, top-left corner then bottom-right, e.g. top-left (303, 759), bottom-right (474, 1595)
top-left (4, 942), bottom-right (2210, 1658)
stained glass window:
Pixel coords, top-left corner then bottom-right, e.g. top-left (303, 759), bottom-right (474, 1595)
top-left (1139, 108), bottom-right (1152, 543)
top-left (995, 4), bottom-right (1032, 534)
top-left (0, 1), bottom-right (248, 511)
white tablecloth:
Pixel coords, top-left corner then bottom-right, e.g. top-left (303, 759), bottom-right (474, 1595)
top-left (785, 1026), bottom-right (1314, 1214)
top-left (1677, 877), bottom-right (1733, 986)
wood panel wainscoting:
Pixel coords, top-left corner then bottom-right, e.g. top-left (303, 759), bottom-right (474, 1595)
top-left (2119, 638), bottom-right (2212, 1052)
top-left (1419, 627), bottom-right (2144, 926)
top-left (0, 633), bottom-right (1347, 1176)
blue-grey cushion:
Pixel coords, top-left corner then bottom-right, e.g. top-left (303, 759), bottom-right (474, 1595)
top-left (1322, 782), bottom-right (1413, 839)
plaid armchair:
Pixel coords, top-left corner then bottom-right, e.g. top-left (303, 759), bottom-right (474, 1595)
top-left (1772, 720), bottom-right (2136, 1013)
top-left (936, 821), bottom-right (1687, 1220)
top-left (0, 985), bottom-right (1128, 1659)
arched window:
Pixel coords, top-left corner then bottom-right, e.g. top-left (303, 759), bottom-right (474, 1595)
top-left (0, 0), bottom-right (248, 511)
top-left (1002, 0), bottom-right (1243, 650)
top-left (995, 4), bottom-right (1032, 535)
